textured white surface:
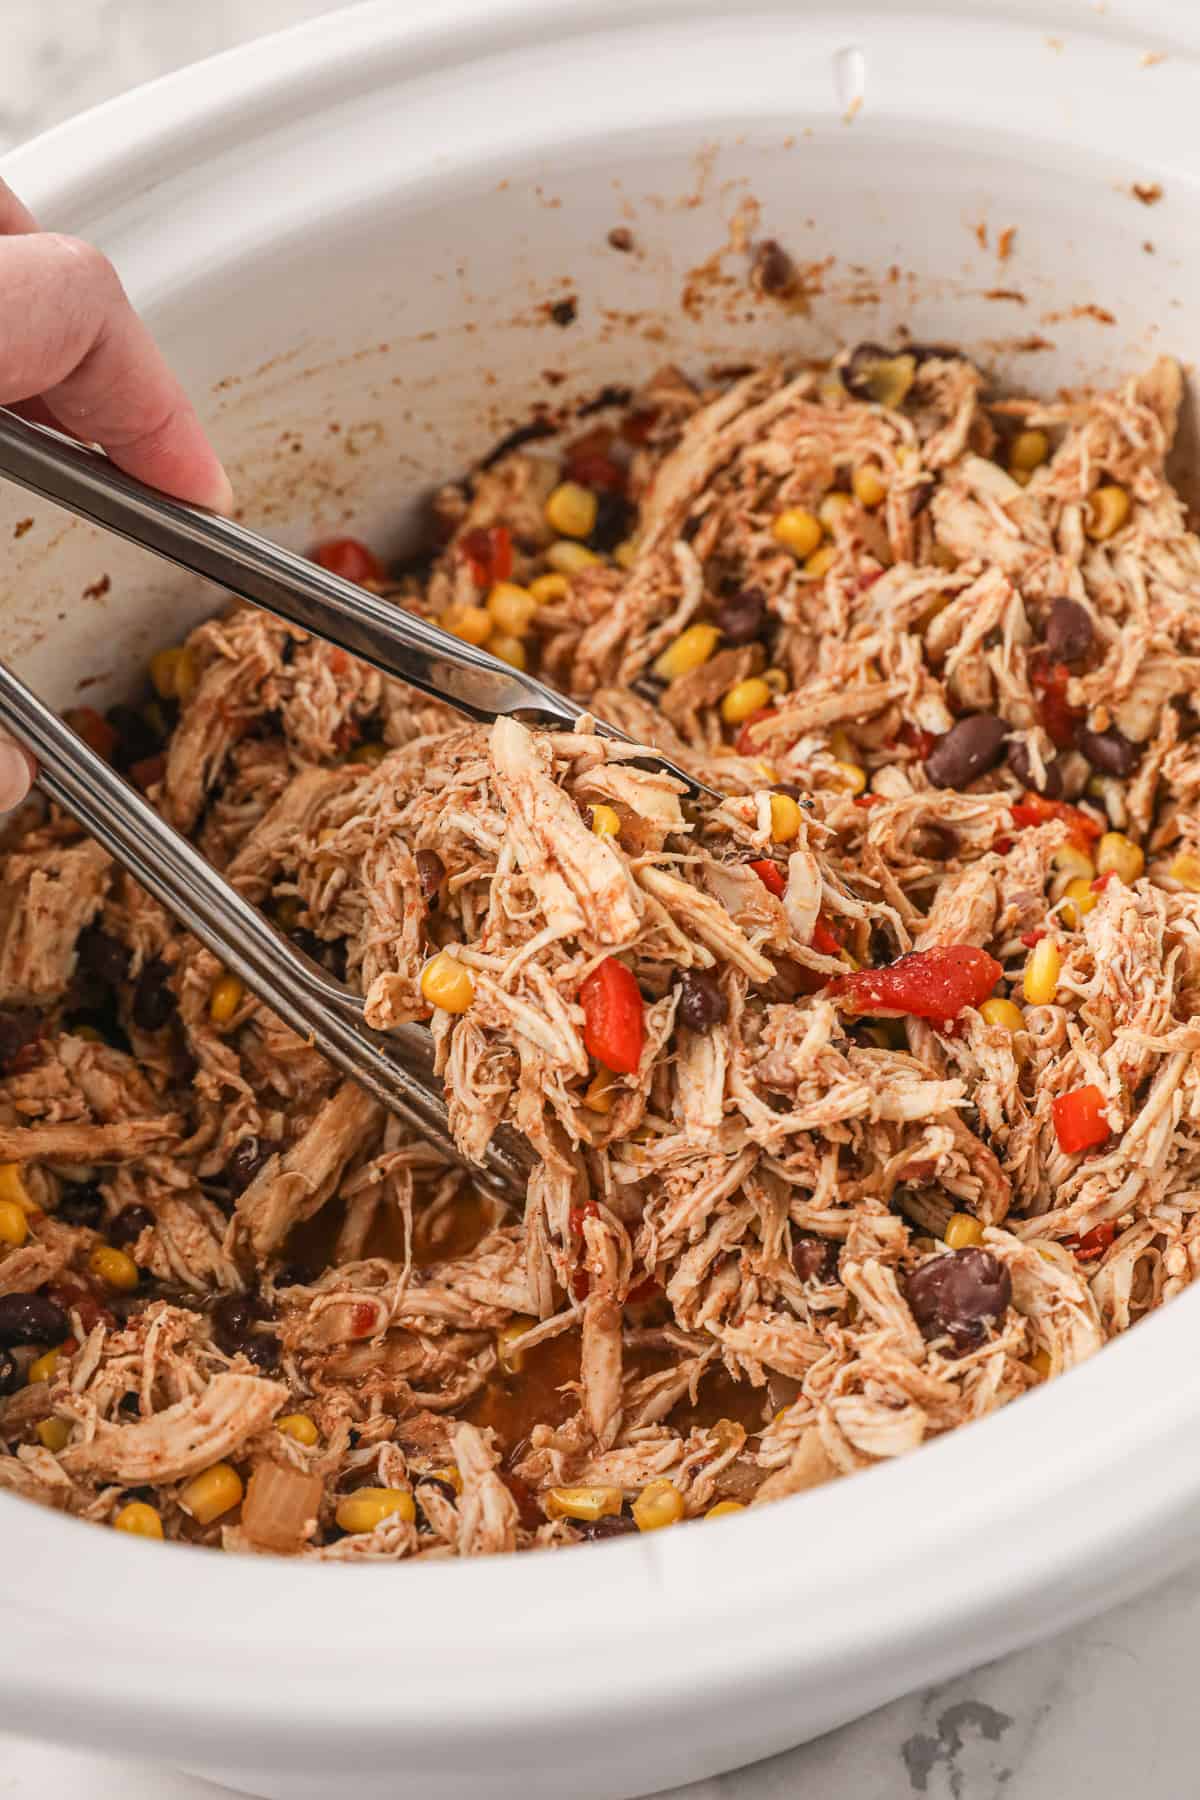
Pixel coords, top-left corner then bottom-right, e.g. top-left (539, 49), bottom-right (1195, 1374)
top-left (0, 1), bottom-right (1197, 1796)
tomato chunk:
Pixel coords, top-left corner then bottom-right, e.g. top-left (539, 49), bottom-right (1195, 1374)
top-left (128, 753), bottom-right (166, 792)
top-left (311, 537), bottom-right (384, 584)
top-left (897, 721), bottom-right (936, 761)
top-left (64, 707), bottom-right (118, 763)
top-left (749, 858), bottom-right (786, 898)
top-left (1069, 1220), bottom-right (1117, 1261)
top-left (828, 945), bottom-right (1002, 1020)
top-left (1009, 790), bottom-right (1103, 844)
top-left (459, 524), bottom-right (513, 588)
top-left (735, 707), bottom-right (775, 756)
top-left (1052, 1085), bottom-right (1111, 1154)
top-left (1031, 659), bottom-right (1083, 750)
top-left (810, 916), bottom-right (843, 956)
top-left (580, 957), bottom-right (645, 1075)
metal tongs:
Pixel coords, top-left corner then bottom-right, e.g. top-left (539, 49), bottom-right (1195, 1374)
top-left (0, 408), bottom-right (716, 1198)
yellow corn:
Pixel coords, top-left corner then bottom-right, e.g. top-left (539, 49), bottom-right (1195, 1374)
top-left (1010, 468), bottom-right (1033, 488)
top-left (851, 464), bottom-right (888, 508)
top-left (88, 1245), bottom-right (140, 1291)
top-left (804, 544), bottom-right (838, 580)
top-left (632, 1477), bottom-right (686, 1532)
top-left (425, 1464), bottom-right (463, 1495)
top-left (149, 646), bottom-right (196, 702)
top-left (37, 1418), bottom-right (70, 1453)
top-left (944, 1212), bottom-right (985, 1249)
top-left (443, 604), bottom-right (492, 647)
top-left (705, 1501), bottom-right (747, 1520)
top-left (980, 997), bottom-right (1025, 1034)
top-left (179, 1462), bottom-right (244, 1525)
top-left (489, 634), bottom-right (527, 671)
top-left (1023, 937), bottom-right (1062, 1006)
top-left (1085, 484), bottom-right (1131, 541)
top-left (273, 894), bottom-right (304, 932)
top-left (1031, 1348), bottom-right (1053, 1379)
top-left (546, 540), bottom-right (601, 574)
top-left (831, 761), bottom-right (868, 796)
top-left (1052, 843), bottom-right (1096, 883)
top-left (0, 1198), bottom-right (27, 1248)
top-left (420, 951), bottom-right (474, 1014)
top-left (1096, 831), bottom-right (1144, 884)
top-left (348, 740), bottom-right (387, 766)
top-left (818, 492), bottom-right (855, 533)
top-left (545, 1485), bottom-right (623, 1523)
top-left (652, 623), bottom-right (720, 682)
top-left (336, 1487), bottom-right (416, 1534)
top-left (590, 804), bottom-right (621, 839)
top-left (1010, 428), bottom-right (1050, 473)
top-left (545, 481), bottom-right (598, 539)
top-left (114, 1500), bottom-right (164, 1539)
top-left (584, 1069), bottom-right (618, 1114)
top-left (72, 1025), bottom-right (105, 1044)
top-left (721, 677), bottom-right (772, 726)
top-left (1062, 876), bottom-right (1098, 928)
top-left (0, 1164), bottom-right (31, 1211)
top-left (612, 539), bottom-right (638, 570)
top-left (487, 581), bottom-right (538, 636)
top-left (277, 1413), bottom-right (320, 1447)
top-left (497, 1316), bottom-right (535, 1372)
top-left (1170, 850), bottom-right (1200, 891)
top-left (763, 667), bottom-right (788, 695)
top-left (771, 507), bottom-right (823, 557)
top-left (769, 792), bottom-right (802, 843)
top-left (209, 972), bottom-right (244, 1025)
top-left (27, 1346), bottom-right (64, 1386)
top-left (529, 572), bottom-right (569, 603)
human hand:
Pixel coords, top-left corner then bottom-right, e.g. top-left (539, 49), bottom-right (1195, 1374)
top-left (0, 177), bottom-right (233, 811)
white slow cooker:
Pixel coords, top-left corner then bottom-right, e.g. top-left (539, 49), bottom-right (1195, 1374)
top-left (3, 3), bottom-right (1200, 1795)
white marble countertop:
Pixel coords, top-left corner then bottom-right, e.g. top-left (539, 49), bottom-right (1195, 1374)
top-left (0, 4), bottom-right (1196, 1796)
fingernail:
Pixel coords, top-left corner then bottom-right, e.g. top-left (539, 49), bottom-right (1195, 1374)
top-left (204, 465), bottom-right (236, 518)
top-left (0, 742), bottom-right (33, 812)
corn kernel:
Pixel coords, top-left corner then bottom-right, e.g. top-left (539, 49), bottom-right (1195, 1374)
top-left (763, 667), bottom-right (788, 695)
top-left (1096, 831), bottom-right (1144, 884)
top-left (335, 1487), bottom-right (416, 1534)
top-left (489, 633), bottom-right (527, 671)
top-left (1010, 428), bottom-right (1050, 473)
top-left (1085, 484), bottom-right (1130, 541)
top-left (497, 1317), bottom-right (535, 1372)
top-left (73, 1024), bottom-right (105, 1044)
top-left (348, 740), bottom-right (387, 766)
top-left (1031, 1348), bottom-right (1053, 1379)
top-left (632, 1477), bottom-right (686, 1532)
top-left (590, 804), bottom-right (621, 839)
top-left (0, 1198), bottom-right (27, 1248)
top-left (944, 1212), bottom-right (985, 1249)
top-left (425, 1464), bottom-right (463, 1495)
top-left (1052, 844), bottom-right (1096, 884)
top-left (818, 492), bottom-right (855, 533)
top-left (769, 792), bottom-right (802, 843)
top-left (804, 544), bottom-right (838, 580)
top-left (180, 1462), bottom-right (244, 1525)
top-left (613, 539), bottom-right (638, 570)
top-left (529, 572), bottom-right (569, 603)
top-left (1170, 851), bottom-right (1200, 891)
top-left (443, 604), bottom-right (492, 647)
top-left (209, 972), bottom-right (244, 1025)
top-left (545, 1485), bottom-right (623, 1522)
top-left (149, 646), bottom-right (195, 702)
top-left (705, 1500), bottom-right (747, 1520)
top-left (584, 1069), bottom-right (618, 1114)
top-left (0, 1163), bottom-right (31, 1210)
top-left (487, 581), bottom-right (538, 636)
top-left (1062, 875), bottom-right (1098, 928)
top-left (831, 760), bottom-right (868, 795)
top-left (1023, 937), bottom-right (1062, 1006)
top-left (546, 540), bottom-right (601, 574)
top-left (89, 1244), bottom-right (140, 1291)
top-left (772, 508), bottom-right (823, 557)
top-left (851, 463), bottom-right (888, 508)
top-left (721, 677), bottom-right (772, 726)
top-left (1010, 468), bottom-right (1033, 488)
top-left (420, 951), bottom-right (474, 1014)
top-left (545, 481), bottom-right (598, 539)
top-left (114, 1500), bottom-right (164, 1539)
top-left (27, 1346), bottom-right (64, 1385)
top-left (980, 997), bottom-right (1025, 1034)
top-left (277, 1413), bottom-right (319, 1447)
top-left (652, 623), bottom-right (720, 682)
top-left (37, 1418), bottom-right (70, 1453)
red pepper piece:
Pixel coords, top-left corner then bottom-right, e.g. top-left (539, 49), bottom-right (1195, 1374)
top-left (1010, 790), bottom-right (1103, 844)
top-left (64, 707), bottom-right (118, 763)
top-left (459, 524), bottom-right (513, 588)
top-left (897, 721), bottom-right (936, 761)
top-left (749, 858), bottom-right (787, 898)
top-left (1020, 929), bottom-right (1047, 949)
top-left (128, 753), bottom-right (166, 792)
top-left (735, 706), bottom-right (775, 756)
top-left (571, 1269), bottom-right (591, 1301)
top-left (566, 451), bottom-right (626, 493)
top-left (1031, 658), bottom-right (1083, 750)
top-left (1091, 871), bottom-right (1116, 892)
top-left (810, 916), bottom-right (843, 956)
top-left (311, 537), bottom-right (384, 585)
top-left (854, 794), bottom-right (882, 810)
top-left (1069, 1220), bottom-right (1117, 1262)
top-left (1052, 1085), bottom-right (1111, 1154)
top-left (568, 1201), bottom-right (599, 1236)
top-left (350, 1300), bottom-right (379, 1339)
top-left (828, 945), bottom-right (1002, 1020)
top-left (580, 957), bottom-right (645, 1075)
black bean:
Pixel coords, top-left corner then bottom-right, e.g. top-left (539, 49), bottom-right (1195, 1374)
top-left (675, 969), bottom-right (728, 1032)
top-left (415, 849), bottom-right (445, 902)
top-left (1006, 738), bottom-right (1065, 799)
top-left (414, 1474), bottom-right (458, 1506)
top-left (118, 1393), bottom-right (142, 1419)
top-left (76, 926), bottom-right (130, 989)
top-left (0, 1292), bottom-right (70, 1348)
top-left (0, 1006), bottom-right (41, 1069)
top-left (290, 929), bottom-right (348, 981)
top-left (0, 1348), bottom-right (20, 1395)
top-left (227, 1136), bottom-right (269, 1196)
top-left (587, 491), bottom-right (633, 554)
top-left (790, 1234), bottom-right (839, 1284)
top-left (907, 343), bottom-right (966, 366)
top-left (1077, 726), bottom-right (1138, 778)
top-left (924, 714), bottom-right (1010, 789)
top-left (272, 1262), bottom-right (318, 1290)
top-left (105, 704), bottom-right (160, 772)
top-left (905, 1247), bottom-right (1012, 1353)
top-left (131, 958), bottom-right (175, 1032)
top-left (109, 1204), bottom-right (154, 1251)
top-left (56, 1182), bottom-right (106, 1231)
top-left (1044, 597), bottom-right (1093, 664)
top-left (752, 238), bottom-right (794, 297)
top-left (577, 1512), bottom-right (638, 1542)
top-left (715, 587), bottom-right (766, 646)
top-left (906, 477), bottom-right (935, 519)
top-left (212, 1292), bottom-right (279, 1372)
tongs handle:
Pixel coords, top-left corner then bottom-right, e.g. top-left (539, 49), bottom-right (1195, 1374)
top-left (0, 659), bottom-right (527, 1197)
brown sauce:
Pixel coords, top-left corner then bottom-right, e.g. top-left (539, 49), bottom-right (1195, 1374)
top-left (465, 1329), bottom-right (582, 1454)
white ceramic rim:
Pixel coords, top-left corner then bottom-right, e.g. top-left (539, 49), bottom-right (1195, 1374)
top-left (3, 0), bottom-right (1200, 1767)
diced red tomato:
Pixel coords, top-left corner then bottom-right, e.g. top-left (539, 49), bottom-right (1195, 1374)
top-left (128, 753), bottom-right (166, 792)
top-left (1031, 658), bottom-right (1083, 750)
top-left (459, 524), bottom-right (513, 588)
top-left (810, 916), bottom-right (843, 956)
top-left (500, 1470), bottom-right (545, 1532)
top-left (571, 1269), bottom-right (591, 1302)
top-left (626, 1272), bottom-right (659, 1305)
top-left (64, 707), bottom-right (118, 763)
top-left (853, 794), bottom-right (882, 810)
top-left (47, 1282), bottom-right (114, 1334)
top-left (568, 1201), bottom-right (599, 1236)
top-left (749, 858), bottom-right (787, 898)
top-left (1069, 1220), bottom-right (1117, 1262)
top-left (564, 426), bottom-right (626, 493)
top-left (828, 944), bottom-right (1003, 1020)
top-left (350, 1301), bottom-right (380, 1339)
top-left (897, 721), bottom-right (936, 761)
top-left (620, 409), bottom-right (658, 446)
top-left (332, 717), bottom-right (361, 754)
top-left (1052, 1085), bottom-right (1111, 1155)
top-left (1091, 871), bottom-right (1116, 893)
top-left (735, 707), bottom-right (775, 756)
top-left (580, 957), bottom-right (645, 1075)
top-left (1010, 790), bottom-right (1103, 845)
top-left (1020, 928), bottom-right (1047, 949)
top-left (311, 537), bottom-right (384, 584)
